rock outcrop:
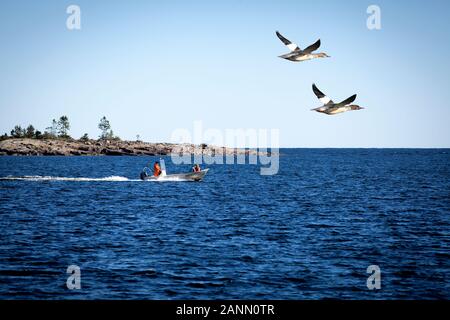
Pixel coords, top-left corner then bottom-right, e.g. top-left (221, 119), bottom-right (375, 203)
top-left (0, 138), bottom-right (264, 156)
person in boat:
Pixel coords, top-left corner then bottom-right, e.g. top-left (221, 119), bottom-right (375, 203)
top-left (192, 164), bottom-right (201, 172)
top-left (153, 161), bottom-right (162, 177)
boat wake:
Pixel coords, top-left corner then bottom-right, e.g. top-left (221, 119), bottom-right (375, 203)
top-left (0, 175), bottom-right (138, 182)
top-left (0, 175), bottom-right (192, 182)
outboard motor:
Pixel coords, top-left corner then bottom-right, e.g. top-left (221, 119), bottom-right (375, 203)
top-left (140, 167), bottom-right (150, 180)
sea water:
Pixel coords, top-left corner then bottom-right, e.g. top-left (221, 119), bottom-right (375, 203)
top-left (0, 149), bottom-right (449, 299)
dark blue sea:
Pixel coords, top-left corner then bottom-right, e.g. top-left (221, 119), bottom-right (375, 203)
top-left (0, 149), bottom-right (449, 299)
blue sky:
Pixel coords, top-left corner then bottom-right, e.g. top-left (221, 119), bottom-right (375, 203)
top-left (0, 0), bottom-right (449, 147)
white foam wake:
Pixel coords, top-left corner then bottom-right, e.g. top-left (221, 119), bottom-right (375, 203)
top-left (0, 175), bottom-right (138, 182)
top-left (0, 175), bottom-right (195, 182)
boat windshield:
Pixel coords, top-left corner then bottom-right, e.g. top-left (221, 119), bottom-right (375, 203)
top-left (160, 159), bottom-right (167, 176)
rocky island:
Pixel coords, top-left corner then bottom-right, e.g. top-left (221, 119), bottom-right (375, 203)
top-left (0, 138), bottom-right (261, 157)
top-left (1, 116), bottom-right (270, 157)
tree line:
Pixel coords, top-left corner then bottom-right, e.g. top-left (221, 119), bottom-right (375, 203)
top-left (1, 116), bottom-right (120, 142)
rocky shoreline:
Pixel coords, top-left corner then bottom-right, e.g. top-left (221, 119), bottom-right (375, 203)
top-left (0, 138), bottom-right (263, 156)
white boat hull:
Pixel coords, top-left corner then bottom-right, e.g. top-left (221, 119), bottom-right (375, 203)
top-left (141, 169), bottom-right (209, 182)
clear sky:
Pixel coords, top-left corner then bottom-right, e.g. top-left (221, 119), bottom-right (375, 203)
top-left (0, 0), bottom-right (449, 147)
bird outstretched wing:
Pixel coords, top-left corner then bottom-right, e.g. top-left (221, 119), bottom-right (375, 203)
top-left (336, 94), bottom-right (357, 106)
top-left (302, 39), bottom-right (321, 54)
top-left (276, 31), bottom-right (301, 52)
top-left (312, 83), bottom-right (333, 105)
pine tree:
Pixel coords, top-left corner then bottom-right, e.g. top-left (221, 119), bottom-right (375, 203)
top-left (57, 116), bottom-right (70, 138)
top-left (98, 116), bottom-right (111, 140)
top-left (25, 125), bottom-right (35, 138)
top-left (11, 125), bottom-right (24, 138)
top-left (46, 119), bottom-right (58, 137)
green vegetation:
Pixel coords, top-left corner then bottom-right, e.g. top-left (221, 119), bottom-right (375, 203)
top-left (2, 115), bottom-right (121, 142)
top-left (98, 116), bottom-right (120, 141)
top-left (25, 125), bottom-right (35, 138)
top-left (10, 125), bottom-right (25, 138)
top-left (45, 119), bottom-right (58, 138)
top-left (57, 116), bottom-right (70, 138)
top-left (79, 133), bottom-right (90, 142)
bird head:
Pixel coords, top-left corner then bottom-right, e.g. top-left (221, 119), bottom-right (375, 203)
top-left (317, 53), bottom-right (330, 58)
top-left (350, 105), bottom-right (364, 111)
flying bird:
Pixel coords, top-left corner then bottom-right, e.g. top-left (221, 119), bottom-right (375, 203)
top-left (276, 31), bottom-right (330, 62)
top-left (311, 84), bottom-right (364, 115)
